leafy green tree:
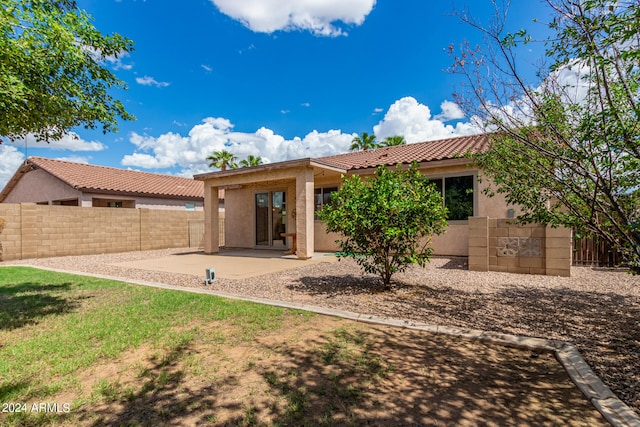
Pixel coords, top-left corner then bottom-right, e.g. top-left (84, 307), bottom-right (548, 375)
top-left (380, 135), bottom-right (406, 147)
top-left (0, 0), bottom-right (134, 142)
top-left (239, 155), bottom-right (263, 168)
top-left (207, 150), bottom-right (238, 171)
top-left (349, 132), bottom-right (378, 151)
top-left (317, 163), bottom-right (448, 288)
top-left (450, 0), bottom-right (640, 272)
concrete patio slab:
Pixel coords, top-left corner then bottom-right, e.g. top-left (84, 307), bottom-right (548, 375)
top-left (110, 249), bottom-right (337, 280)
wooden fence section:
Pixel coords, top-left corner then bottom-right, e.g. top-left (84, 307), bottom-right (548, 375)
top-left (572, 232), bottom-right (623, 267)
top-left (188, 216), bottom-right (225, 249)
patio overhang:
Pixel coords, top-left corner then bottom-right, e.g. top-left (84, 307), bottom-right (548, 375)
top-left (195, 158), bottom-right (347, 260)
top-left (194, 158), bottom-right (347, 186)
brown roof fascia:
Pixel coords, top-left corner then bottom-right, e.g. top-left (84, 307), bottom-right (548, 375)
top-left (308, 159), bottom-right (349, 173)
top-left (79, 188), bottom-right (204, 201)
top-left (345, 157), bottom-right (478, 176)
top-left (194, 158), bottom-right (347, 181)
top-left (193, 158), bottom-right (313, 181)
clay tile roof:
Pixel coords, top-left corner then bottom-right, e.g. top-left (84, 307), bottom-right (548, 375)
top-left (313, 133), bottom-right (490, 170)
top-left (25, 157), bottom-right (204, 199)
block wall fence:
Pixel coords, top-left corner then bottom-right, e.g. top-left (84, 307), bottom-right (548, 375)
top-left (0, 203), bottom-right (204, 262)
top-left (468, 216), bottom-right (572, 277)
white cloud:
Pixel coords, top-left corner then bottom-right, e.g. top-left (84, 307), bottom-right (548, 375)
top-left (119, 96), bottom-right (482, 178)
top-left (470, 62), bottom-right (594, 132)
top-left (84, 46), bottom-right (133, 71)
top-left (434, 100), bottom-right (465, 121)
top-left (373, 97), bottom-right (480, 142)
top-left (210, 0), bottom-right (376, 36)
top-left (0, 145), bottom-right (25, 191)
top-left (201, 64), bottom-right (213, 72)
top-left (105, 53), bottom-right (133, 71)
top-left (546, 62), bottom-right (592, 106)
top-left (14, 133), bottom-right (106, 152)
top-left (136, 75), bottom-right (170, 87)
top-left (121, 117), bottom-right (356, 175)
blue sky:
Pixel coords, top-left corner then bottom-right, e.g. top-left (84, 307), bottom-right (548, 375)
top-left (0, 0), bottom-right (553, 188)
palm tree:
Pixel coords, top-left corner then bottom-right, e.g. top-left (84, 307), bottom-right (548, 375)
top-left (380, 135), bottom-right (406, 147)
top-left (239, 155), bottom-right (263, 168)
top-left (350, 132), bottom-right (378, 151)
top-left (207, 150), bottom-right (237, 171)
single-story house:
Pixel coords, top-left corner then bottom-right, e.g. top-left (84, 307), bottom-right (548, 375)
top-left (194, 133), bottom-right (515, 258)
top-left (0, 157), bottom-right (206, 210)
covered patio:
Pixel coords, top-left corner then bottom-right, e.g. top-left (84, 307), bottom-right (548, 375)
top-left (194, 158), bottom-right (347, 260)
top-left (110, 248), bottom-right (337, 279)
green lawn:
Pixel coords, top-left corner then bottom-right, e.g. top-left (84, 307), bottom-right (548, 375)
top-left (0, 267), bottom-right (309, 425)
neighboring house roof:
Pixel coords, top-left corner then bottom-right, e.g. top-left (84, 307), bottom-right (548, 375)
top-left (0, 157), bottom-right (204, 202)
top-left (313, 134), bottom-right (490, 170)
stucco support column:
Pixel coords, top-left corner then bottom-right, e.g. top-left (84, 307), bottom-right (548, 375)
top-left (203, 184), bottom-right (219, 254)
top-left (295, 167), bottom-right (314, 259)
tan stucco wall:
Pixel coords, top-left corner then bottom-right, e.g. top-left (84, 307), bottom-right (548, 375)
top-left (314, 221), bottom-right (342, 252)
top-left (224, 186), bottom-right (258, 248)
top-left (476, 173), bottom-right (518, 218)
top-left (0, 203), bottom-right (203, 261)
top-left (4, 168), bottom-right (81, 204)
top-left (204, 162), bottom-right (516, 257)
top-left (429, 224), bottom-right (468, 256)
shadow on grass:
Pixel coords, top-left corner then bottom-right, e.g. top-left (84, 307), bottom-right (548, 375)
top-left (257, 325), bottom-right (607, 426)
top-left (0, 282), bottom-right (83, 331)
top-left (72, 321), bottom-right (608, 426)
top-left (0, 381), bottom-right (31, 402)
top-left (80, 343), bottom-right (231, 426)
top-left (287, 272), bottom-right (640, 414)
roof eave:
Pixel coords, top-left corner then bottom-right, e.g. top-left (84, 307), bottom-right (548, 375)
top-left (79, 188), bottom-right (204, 200)
top-left (194, 158), bottom-right (347, 181)
top-left (346, 156), bottom-right (479, 174)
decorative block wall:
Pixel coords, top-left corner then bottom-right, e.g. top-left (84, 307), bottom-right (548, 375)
top-left (468, 217), bottom-right (571, 277)
top-left (0, 203), bottom-right (204, 261)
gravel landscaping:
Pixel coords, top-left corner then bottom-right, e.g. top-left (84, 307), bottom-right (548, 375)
top-left (6, 248), bottom-right (640, 417)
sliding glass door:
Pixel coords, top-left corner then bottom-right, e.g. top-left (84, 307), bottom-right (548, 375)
top-left (255, 191), bottom-right (287, 248)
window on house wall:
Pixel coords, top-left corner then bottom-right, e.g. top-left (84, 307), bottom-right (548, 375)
top-left (429, 175), bottom-right (475, 221)
top-left (314, 187), bottom-right (338, 219)
top-left (54, 199), bottom-right (79, 206)
top-left (185, 203), bottom-right (196, 211)
top-left (92, 198), bottom-right (135, 208)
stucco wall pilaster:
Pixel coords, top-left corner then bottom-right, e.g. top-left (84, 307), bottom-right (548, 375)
top-left (204, 184), bottom-right (219, 254)
top-left (295, 167), bottom-right (314, 259)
